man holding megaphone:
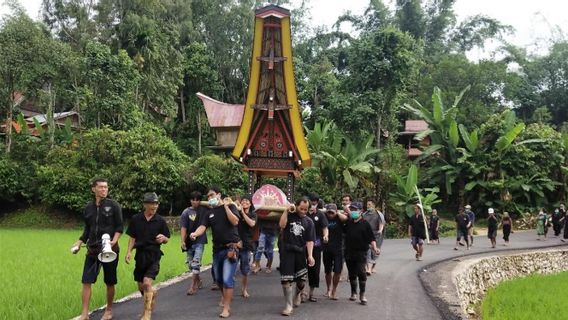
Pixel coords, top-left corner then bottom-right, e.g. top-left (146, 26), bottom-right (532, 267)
top-left (71, 178), bottom-right (123, 320)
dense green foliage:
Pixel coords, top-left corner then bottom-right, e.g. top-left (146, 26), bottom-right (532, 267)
top-left (0, 0), bottom-right (567, 220)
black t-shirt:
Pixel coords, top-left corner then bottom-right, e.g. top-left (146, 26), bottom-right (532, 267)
top-left (488, 215), bottom-right (498, 230)
top-left (180, 206), bottom-right (208, 245)
top-left (323, 215), bottom-right (344, 252)
top-left (455, 213), bottom-right (470, 230)
top-left (283, 213), bottom-right (315, 249)
top-left (80, 198), bottom-right (124, 247)
top-left (238, 208), bottom-right (257, 251)
top-left (258, 219), bottom-right (278, 236)
top-left (200, 204), bottom-right (241, 252)
top-left (126, 213), bottom-right (171, 252)
top-left (429, 216), bottom-right (439, 230)
top-left (307, 210), bottom-right (329, 247)
top-left (409, 214), bottom-right (427, 239)
top-left (345, 219), bottom-right (375, 252)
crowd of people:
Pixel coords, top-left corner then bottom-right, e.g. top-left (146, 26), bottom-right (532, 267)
top-left (71, 177), bottom-right (567, 319)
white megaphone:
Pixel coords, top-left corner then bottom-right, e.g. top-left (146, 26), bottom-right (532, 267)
top-left (98, 233), bottom-right (117, 263)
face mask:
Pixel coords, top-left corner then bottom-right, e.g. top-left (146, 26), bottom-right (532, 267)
top-left (350, 211), bottom-right (360, 219)
top-left (208, 198), bottom-right (219, 207)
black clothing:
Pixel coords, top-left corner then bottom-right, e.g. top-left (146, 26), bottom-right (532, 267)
top-left (345, 219), bottom-right (375, 253)
top-left (488, 215), bottom-right (498, 239)
top-left (80, 198), bottom-right (123, 247)
top-left (180, 206), bottom-right (208, 246)
top-left (200, 204), bottom-right (241, 253)
top-left (127, 213), bottom-right (171, 254)
top-left (238, 209), bottom-right (257, 251)
top-left (323, 250), bottom-right (343, 274)
top-left (258, 219), bottom-right (278, 236)
top-left (280, 213), bottom-right (315, 283)
top-left (455, 213), bottom-right (470, 230)
top-left (503, 224), bottom-right (511, 241)
top-left (345, 251), bottom-right (367, 295)
top-left (133, 251), bottom-right (161, 282)
top-left (81, 253), bottom-right (119, 285)
top-left (323, 215), bottom-right (344, 252)
top-left (409, 214), bottom-right (427, 240)
top-left (307, 210), bottom-right (329, 247)
top-left (429, 216), bottom-right (440, 240)
top-left (307, 247), bottom-right (322, 288)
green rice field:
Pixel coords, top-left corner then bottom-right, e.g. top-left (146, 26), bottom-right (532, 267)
top-left (481, 271), bottom-right (568, 320)
top-left (0, 228), bottom-right (211, 320)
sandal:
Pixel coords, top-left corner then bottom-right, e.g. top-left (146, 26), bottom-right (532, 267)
top-left (308, 296), bottom-right (317, 302)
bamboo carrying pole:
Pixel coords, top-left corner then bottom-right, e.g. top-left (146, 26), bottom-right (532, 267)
top-left (198, 201), bottom-right (293, 220)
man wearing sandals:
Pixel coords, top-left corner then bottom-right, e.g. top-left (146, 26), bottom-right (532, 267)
top-left (125, 192), bottom-right (170, 320)
top-left (190, 187), bottom-right (241, 318)
top-left (180, 191), bottom-right (207, 295)
top-left (344, 202), bottom-right (379, 306)
top-left (279, 197), bottom-right (316, 316)
top-left (72, 178), bottom-right (123, 320)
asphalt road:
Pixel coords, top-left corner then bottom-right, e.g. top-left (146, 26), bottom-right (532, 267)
top-left (90, 230), bottom-right (567, 320)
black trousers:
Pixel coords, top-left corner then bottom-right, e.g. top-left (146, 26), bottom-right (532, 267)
top-left (554, 221), bottom-right (562, 236)
top-left (345, 251), bottom-right (367, 283)
top-left (307, 247), bottom-right (322, 288)
top-left (503, 224), bottom-right (511, 241)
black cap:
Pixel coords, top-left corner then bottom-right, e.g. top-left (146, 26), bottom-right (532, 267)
top-left (325, 203), bottom-right (338, 212)
top-left (349, 202), bottom-right (363, 210)
top-left (143, 192), bottom-right (159, 203)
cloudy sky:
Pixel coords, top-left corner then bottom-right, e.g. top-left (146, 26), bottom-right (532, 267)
top-left (1, 0), bottom-right (567, 58)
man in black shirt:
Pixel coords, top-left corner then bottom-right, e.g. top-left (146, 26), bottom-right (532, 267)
top-left (487, 208), bottom-right (498, 248)
top-left (71, 178), bottom-right (123, 320)
top-left (180, 191), bottom-right (207, 295)
top-left (454, 207), bottom-right (471, 250)
top-left (237, 195), bottom-right (257, 298)
top-left (408, 204), bottom-right (426, 261)
top-left (278, 197), bottom-right (316, 316)
top-left (323, 203), bottom-right (348, 300)
top-left (306, 193), bottom-right (329, 302)
top-left (190, 187), bottom-right (240, 318)
top-left (344, 202), bottom-right (378, 305)
top-left (125, 192), bottom-right (170, 320)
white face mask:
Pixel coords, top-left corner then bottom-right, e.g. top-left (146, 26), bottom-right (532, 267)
top-left (208, 198), bottom-right (219, 207)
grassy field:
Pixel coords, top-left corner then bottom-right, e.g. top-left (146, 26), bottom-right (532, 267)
top-left (0, 228), bottom-right (211, 320)
top-left (481, 271), bottom-right (568, 319)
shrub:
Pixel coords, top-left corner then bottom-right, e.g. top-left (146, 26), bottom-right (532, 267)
top-left (37, 124), bottom-right (190, 212)
top-left (188, 154), bottom-right (247, 196)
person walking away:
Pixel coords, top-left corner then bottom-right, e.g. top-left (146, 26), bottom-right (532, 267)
top-left (190, 187), bottom-right (241, 318)
top-left (454, 208), bottom-right (471, 251)
top-left (344, 201), bottom-right (379, 305)
top-left (429, 209), bottom-right (440, 245)
top-left (305, 193), bottom-right (329, 302)
top-left (409, 204), bottom-right (427, 260)
top-left (322, 203), bottom-right (348, 300)
top-left (71, 178), bottom-right (123, 320)
top-left (180, 191), bottom-right (207, 295)
top-left (125, 192), bottom-right (170, 320)
top-left (237, 196), bottom-right (257, 298)
top-left (278, 197), bottom-right (316, 316)
top-left (465, 205), bottom-right (475, 246)
top-left (501, 212), bottom-right (513, 246)
top-left (487, 208), bottom-right (498, 248)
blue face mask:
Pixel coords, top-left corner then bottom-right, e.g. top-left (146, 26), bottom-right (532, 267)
top-left (350, 211), bottom-right (360, 219)
top-left (208, 198), bottom-right (219, 207)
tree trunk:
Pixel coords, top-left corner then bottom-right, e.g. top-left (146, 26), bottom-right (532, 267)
top-left (376, 112), bottom-right (382, 149)
top-left (180, 89), bottom-right (186, 123)
top-left (197, 108), bottom-right (202, 155)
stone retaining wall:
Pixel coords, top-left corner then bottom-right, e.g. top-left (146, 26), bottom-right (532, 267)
top-left (453, 249), bottom-right (568, 316)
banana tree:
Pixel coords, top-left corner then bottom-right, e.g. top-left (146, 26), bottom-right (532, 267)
top-left (390, 164), bottom-right (441, 220)
top-left (403, 86), bottom-right (470, 201)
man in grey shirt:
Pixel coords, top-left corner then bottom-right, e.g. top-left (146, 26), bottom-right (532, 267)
top-left (363, 199), bottom-right (384, 275)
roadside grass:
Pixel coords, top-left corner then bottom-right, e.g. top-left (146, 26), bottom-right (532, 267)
top-left (0, 228), bottom-right (211, 320)
top-left (481, 271), bottom-right (568, 320)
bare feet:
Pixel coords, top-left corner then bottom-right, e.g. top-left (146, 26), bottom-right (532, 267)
top-left (242, 290), bottom-right (250, 298)
top-left (219, 310), bottom-right (230, 318)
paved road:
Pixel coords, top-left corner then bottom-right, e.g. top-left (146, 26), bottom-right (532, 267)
top-left (91, 231), bottom-right (567, 320)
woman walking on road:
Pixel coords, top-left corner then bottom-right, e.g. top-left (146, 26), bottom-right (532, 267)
top-left (501, 212), bottom-right (513, 246)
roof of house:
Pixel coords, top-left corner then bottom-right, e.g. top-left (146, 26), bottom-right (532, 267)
top-left (400, 120), bottom-right (428, 135)
top-left (26, 111), bottom-right (78, 125)
top-left (408, 147), bottom-right (423, 157)
top-left (197, 92), bottom-right (244, 128)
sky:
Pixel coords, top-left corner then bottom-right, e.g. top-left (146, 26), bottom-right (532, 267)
top-left (1, 0), bottom-right (567, 59)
